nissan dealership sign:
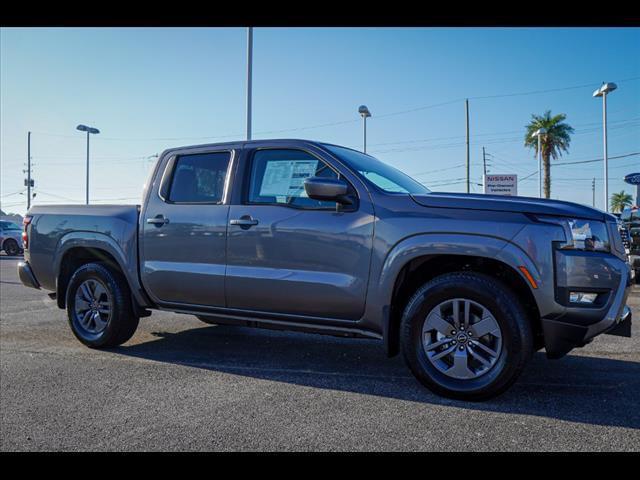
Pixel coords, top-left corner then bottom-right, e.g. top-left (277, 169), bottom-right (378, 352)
top-left (483, 174), bottom-right (518, 196)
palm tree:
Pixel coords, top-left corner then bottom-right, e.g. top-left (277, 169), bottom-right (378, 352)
top-left (611, 191), bottom-right (633, 213)
top-left (524, 110), bottom-right (574, 199)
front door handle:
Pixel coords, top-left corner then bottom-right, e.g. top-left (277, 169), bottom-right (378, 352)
top-left (230, 216), bottom-right (259, 228)
top-left (146, 215), bottom-right (169, 226)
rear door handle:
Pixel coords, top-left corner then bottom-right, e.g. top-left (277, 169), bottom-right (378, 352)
top-left (146, 215), bottom-right (169, 226)
top-left (230, 216), bottom-right (259, 227)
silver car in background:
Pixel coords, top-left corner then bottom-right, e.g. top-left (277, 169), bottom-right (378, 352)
top-left (0, 220), bottom-right (23, 256)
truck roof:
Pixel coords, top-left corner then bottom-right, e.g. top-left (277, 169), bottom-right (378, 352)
top-left (160, 139), bottom-right (365, 158)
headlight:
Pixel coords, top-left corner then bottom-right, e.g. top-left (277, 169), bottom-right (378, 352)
top-left (535, 216), bottom-right (610, 252)
top-left (565, 218), bottom-right (610, 251)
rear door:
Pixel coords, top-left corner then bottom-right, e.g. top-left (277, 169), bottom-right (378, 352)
top-left (140, 145), bottom-right (237, 307)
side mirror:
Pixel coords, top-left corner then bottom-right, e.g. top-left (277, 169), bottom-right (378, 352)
top-left (304, 177), bottom-right (353, 205)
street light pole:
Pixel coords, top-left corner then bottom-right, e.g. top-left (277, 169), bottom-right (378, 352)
top-left (593, 82), bottom-right (617, 212)
top-left (76, 124), bottom-right (100, 205)
top-left (530, 128), bottom-right (546, 198)
top-left (465, 99), bottom-right (470, 193)
top-left (537, 132), bottom-right (542, 198)
top-left (246, 27), bottom-right (253, 141)
top-left (358, 105), bottom-right (371, 153)
top-left (86, 131), bottom-right (90, 205)
top-left (602, 91), bottom-right (609, 211)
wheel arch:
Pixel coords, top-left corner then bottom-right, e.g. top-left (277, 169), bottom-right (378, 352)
top-left (374, 234), bottom-right (543, 357)
top-left (2, 236), bottom-right (20, 252)
top-left (54, 232), bottom-right (150, 311)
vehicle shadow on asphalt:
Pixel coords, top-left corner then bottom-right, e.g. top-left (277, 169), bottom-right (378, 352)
top-left (112, 324), bottom-right (640, 430)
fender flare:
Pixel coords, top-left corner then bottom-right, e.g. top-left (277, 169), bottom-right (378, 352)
top-left (370, 233), bottom-right (543, 355)
top-left (54, 231), bottom-right (150, 309)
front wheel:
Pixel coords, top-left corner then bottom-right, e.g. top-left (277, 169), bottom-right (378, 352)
top-left (66, 262), bottom-right (139, 348)
top-left (400, 272), bottom-right (533, 401)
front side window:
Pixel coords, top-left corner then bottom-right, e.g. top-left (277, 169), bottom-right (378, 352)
top-left (168, 152), bottom-right (231, 203)
top-left (247, 149), bottom-right (339, 209)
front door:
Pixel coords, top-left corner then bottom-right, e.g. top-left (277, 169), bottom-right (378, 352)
top-left (225, 147), bottom-right (375, 320)
top-left (140, 148), bottom-right (235, 307)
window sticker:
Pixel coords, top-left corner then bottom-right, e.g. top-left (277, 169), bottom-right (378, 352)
top-left (259, 160), bottom-right (318, 198)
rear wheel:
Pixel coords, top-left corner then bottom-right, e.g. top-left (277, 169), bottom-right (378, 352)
top-left (66, 262), bottom-right (139, 348)
top-left (400, 272), bottom-right (533, 401)
top-left (3, 239), bottom-right (20, 256)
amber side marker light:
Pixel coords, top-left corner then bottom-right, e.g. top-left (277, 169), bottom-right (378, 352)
top-left (518, 266), bottom-right (538, 289)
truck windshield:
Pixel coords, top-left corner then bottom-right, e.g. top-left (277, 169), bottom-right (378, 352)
top-left (323, 145), bottom-right (430, 195)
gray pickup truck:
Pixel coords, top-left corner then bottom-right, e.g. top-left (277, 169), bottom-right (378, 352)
top-left (17, 139), bottom-right (633, 400)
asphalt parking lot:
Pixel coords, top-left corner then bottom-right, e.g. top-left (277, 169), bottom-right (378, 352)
top-left (1, 255), bottom-right (639, 451)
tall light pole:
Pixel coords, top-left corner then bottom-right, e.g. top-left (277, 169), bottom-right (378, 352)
top-left (465, 99), bottom-right (470, 193)
top-left (531, 128), bottom-right (546, 198)
top-left (593, 82), bottom-right (617, 212)
top-left (246, 27), bottom-right (253, 141)
top-left (76, 124), bottom-right (100, 205)
top-left (358, 105), bottom-right (371, 153)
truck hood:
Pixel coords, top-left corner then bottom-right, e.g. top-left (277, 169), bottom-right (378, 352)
top-left (410, 192), bottom-right (609, 221)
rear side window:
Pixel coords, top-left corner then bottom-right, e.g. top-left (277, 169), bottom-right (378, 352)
top-left (247, 149), bottom-right (338, 209)
top-left (168, 152), bottom-right (231, 203)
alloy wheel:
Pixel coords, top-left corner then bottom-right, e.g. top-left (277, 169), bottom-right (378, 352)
top-left (422, 298), bottom-right (503, 380)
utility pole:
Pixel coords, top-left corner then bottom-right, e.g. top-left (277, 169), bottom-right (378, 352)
top-left (246, 27), bottom-right (253, 141)
top-left (482, 147), bottom-right (487, 177)
top-left (592, 178), bottom-right (596, 207)
top-left (465, 99), bottom-right (470, 193)
top-left (26, 131), bottom-right (33, 210)
top-left (481, 147), bottom-right (487, 194)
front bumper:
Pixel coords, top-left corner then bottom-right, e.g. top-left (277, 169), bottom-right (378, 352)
top-left (542, 250), bottom-right (632, 359)
top-left (17, 261), bottom-right (40, 289)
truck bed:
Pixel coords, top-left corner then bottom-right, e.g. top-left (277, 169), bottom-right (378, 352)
top-left (26, 204), bottom-right (140, 292)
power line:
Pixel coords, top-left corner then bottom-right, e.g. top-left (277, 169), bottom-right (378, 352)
top-left (519, 171), bottom-right (539, 182)
top-left (27, 78), bottom-right (640, 143)
top-left (469, 76), bottom-right (640, 100)
top-left (409, 163), bottom-right (467, 177)
top-left (553, 152), bottom-right (640, 166)
top-left (0, 189), bottom-right (26, 198)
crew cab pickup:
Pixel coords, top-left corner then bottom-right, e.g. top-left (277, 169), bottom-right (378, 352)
top-left (18, 139), bottom-right (633, 400)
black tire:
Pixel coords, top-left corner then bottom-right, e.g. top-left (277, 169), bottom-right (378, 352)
top-left (400, 272), bottom-right (533, 401)
top-left (66, 262), bottom-right (139, 348)
top-left (3, 239), bottom-right (20, 256)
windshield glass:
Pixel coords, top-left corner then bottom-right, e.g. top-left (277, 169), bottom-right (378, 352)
top-left (323, 145), bottom-right (430, 195)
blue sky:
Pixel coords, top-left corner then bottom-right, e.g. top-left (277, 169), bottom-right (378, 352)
top-left (1, 27), bottom-right (639, 215)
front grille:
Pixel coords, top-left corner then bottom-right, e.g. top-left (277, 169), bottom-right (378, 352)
top-left (619, 226), bottom-right (631, 250)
